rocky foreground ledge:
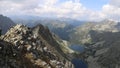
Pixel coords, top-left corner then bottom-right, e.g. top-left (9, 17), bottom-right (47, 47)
top-left (0, 24), bottom-right (74, 68)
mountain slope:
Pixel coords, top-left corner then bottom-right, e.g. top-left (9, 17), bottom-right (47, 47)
top-left (0, 24), bottom-right (74, 68)
top-left (0, 15), bottom-right (15, 34)
top-left (81, 31), bottom-right (120, 68)
top-left (70, 20), bottom-right (119, 44)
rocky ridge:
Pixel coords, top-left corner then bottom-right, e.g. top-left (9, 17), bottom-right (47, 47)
top-left (0, 24), bottom-right (74, 68)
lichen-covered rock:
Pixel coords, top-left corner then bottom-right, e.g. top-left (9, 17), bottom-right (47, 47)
top-left (0, 24), bottom-right (74, 68)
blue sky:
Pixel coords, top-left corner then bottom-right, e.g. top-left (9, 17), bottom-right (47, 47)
top-left (80, 0), bottom-right (109, 11)
top-left (0, 0), bottom-right (120, 21)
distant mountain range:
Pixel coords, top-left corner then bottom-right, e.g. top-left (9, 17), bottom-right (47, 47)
top-left (9, 15), bottom-right (84, 27)
top-left (10, 15), bottom-right (84, 41)
top-left (69, 20), bottom-right (120, 44)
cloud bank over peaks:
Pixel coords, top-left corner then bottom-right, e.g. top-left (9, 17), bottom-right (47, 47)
top-left (0, 0), bottom-right (120, 21)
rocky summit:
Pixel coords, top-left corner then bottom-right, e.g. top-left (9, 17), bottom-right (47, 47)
top-left (0, 24), bottom-right (74, 68)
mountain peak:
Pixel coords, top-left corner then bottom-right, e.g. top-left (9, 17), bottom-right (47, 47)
top-left (0, 24), bottom-right (74, 68)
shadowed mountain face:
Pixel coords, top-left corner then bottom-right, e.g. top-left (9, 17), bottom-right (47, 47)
top-left (0, 15), bottom-right (15, 34)
top-left (81, 31), bottom-right (120, 68)
top-left (0, 24), bottom-right (74, 68)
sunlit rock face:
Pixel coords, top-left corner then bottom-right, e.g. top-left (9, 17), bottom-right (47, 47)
top-left (0, 24), bottom-right (74, 68)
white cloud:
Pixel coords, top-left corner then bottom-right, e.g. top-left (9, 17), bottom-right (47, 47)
top-left (0, 1), bottom-right (22, 14)
top-left (110, 0), bottom-right (120, 7)
top-left (102, 4), bottom-right (120, 15)
top-left (101, 0), bottom-right (120, 21)
top-left (43, 0), bottom-right (58, 6)
top-left (0, 0), bottom-right (120, 21)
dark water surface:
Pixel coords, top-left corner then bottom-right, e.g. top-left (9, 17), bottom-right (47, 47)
top-left (69, 45), bottom-right (87, 68)
top-left (72, 59), bottom-right (87, 68)
top-left (69, 45), bottom-right (85, 52)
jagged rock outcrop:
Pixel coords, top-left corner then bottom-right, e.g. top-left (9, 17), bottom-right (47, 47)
top-left (0, 24), bottom-right (74, 68)
top-left (0, 15), bottom-right (15, 34)
top-left (81, 31), bottom-right (120, 68)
